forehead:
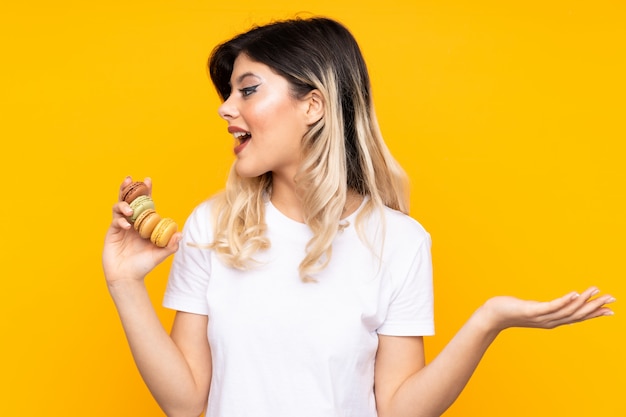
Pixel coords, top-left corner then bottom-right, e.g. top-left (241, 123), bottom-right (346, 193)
top-left (230, 54), bottom-right (278, 85)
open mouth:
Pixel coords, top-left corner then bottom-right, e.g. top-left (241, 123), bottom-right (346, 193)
top-left (234, 131), bottom-right (251, 144)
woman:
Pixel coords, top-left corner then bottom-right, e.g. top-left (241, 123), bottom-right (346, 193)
top-left (102, 17), bottom-right (614, 417)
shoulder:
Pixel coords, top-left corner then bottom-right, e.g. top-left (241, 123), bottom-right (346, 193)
top-left (185, 198), bottom-right (214, 226)
top-left (382, 206), bottom-right (428, 234)
top-left (180, 197), bottom-right (218, 243)
top-left (355, 203), bottom-right (431, 259)
top-left (379, 205), bottom-right (431, 247)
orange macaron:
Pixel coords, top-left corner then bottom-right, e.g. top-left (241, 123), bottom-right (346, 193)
top-left (133, 209), bottom-right (162, 239)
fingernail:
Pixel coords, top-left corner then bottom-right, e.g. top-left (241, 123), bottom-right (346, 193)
top-left (591, 289), bottom-right (600, 296)
top-left (571, 292), bottom-right (580, 300)
top-left (606, 297), bottom-right (616, 303)
top-left (604, 310), bottom-right (615, 316)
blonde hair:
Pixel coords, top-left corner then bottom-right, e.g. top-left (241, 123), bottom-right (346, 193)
top-left (208, 17), bottom-right (409, 280)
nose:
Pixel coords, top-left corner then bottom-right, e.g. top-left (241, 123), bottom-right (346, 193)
top-left (218, 95), bottom-right (238, 120)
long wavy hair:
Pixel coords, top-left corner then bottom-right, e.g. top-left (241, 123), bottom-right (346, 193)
top-left (207, 17), bottom-right (409, 281)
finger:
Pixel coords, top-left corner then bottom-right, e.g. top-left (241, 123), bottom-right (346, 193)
top-left (115, 216), bottom-right (132, 230)
top-left (118, 176), bottom-right (133, 200)
top-left (550, 306), bottom-right (612, 327)
top-left (573, 293), bottom-right (616, 319)
top-left (551, 287), bottom-right (600, 317)
top-left (110, 203), bottom-right (134, 235)
top-left (565, 288), bottom-right (611, 318)
top-left (143, 177), bottom-right (153, 196)
top-left (529, 288), bottom-right (595, 326)
top-left (578, 286), bottom-right (602, 301)
top-left (159, 232), bottom-right (182, 253)
top-left (533, 290), bottom-right (581, 318)
top-left (168, 232), bottom-right (183, 250)
top-left (544, 286), bottom-right (602, 315)
top-left (573, 303), bottom-right (615, 322)
top-left (112, 201), bottom-right (133, 220)
top-left (151, 233), bottom-right (182, 265)
top-left (547, 293), bottom-right (616, 326)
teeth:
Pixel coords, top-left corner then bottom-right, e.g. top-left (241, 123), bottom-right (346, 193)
top-left (233, 131), bottom-right (250, 139)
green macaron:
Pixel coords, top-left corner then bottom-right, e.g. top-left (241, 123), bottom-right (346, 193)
top-left (127, 195), bottom-right (155, 223)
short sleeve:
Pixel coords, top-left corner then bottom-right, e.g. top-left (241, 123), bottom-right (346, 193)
top-left (162, 201), bottom-right (213, 315)
top-left (377, 231), bottom-right (434, 336)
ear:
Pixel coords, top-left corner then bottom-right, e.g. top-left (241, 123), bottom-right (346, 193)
top-left (302, 89), bottom-right (325, 125)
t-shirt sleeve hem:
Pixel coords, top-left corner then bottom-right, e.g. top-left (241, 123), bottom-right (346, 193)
top-left (377, 321), bottom-right (435, 337)
top-left (162, 293), bottom-right (209, 316)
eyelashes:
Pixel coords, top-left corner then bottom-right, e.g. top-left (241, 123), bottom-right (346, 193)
top-left (239, 84), bottom-right (260, 97)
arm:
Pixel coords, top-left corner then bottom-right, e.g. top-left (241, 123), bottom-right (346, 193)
top-left (375, 287), bottom-right (615, 417)
top-left (103, 177), bottom-right (211, 417)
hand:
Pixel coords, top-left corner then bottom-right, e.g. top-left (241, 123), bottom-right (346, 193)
top-left (481, 287), bottom-right (616, 332)
top-left (102, 177), bottom-right (182, 283)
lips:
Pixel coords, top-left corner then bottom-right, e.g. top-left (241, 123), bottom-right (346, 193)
top-left (229, 126), bottom-right (251, 155)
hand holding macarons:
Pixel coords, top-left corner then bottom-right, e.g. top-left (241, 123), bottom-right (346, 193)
top-left (121, 180), bottom-right (179, 248)
top-left (103, 177), bottom-right (182, 284)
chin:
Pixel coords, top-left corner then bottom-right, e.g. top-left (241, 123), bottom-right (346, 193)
top-left (234, 163), bottom-right (269, 179)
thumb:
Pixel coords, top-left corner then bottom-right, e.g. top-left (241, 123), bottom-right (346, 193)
top-left (152, 232), bottom-right (183, 264)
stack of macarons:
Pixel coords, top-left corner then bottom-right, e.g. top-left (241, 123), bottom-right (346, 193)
top-left (121, 181), bottom-right (178, 248)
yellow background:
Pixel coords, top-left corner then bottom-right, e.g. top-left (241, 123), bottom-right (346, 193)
top-left (1, 1), bottom-right (624, 416)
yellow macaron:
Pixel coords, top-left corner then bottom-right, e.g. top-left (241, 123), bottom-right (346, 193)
top-left (150, 217), bottom-right (178, 248)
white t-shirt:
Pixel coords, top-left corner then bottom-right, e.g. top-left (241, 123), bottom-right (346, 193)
top-left (163, 198), bottom-right (434, 417)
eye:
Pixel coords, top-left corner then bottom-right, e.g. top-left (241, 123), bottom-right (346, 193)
top-left (239, 84), bottom-right (260, 97)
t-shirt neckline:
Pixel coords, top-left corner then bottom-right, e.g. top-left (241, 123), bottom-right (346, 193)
top-left (266, 196), bottom-right (368, 232)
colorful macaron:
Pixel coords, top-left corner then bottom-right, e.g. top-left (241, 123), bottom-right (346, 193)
top-left (133, 209), bottom-right (161, 239)
top-left (121, 181), bottom-right (150, 204)
top-left (121, 178), bottom-right (177, 247)
top-left (150, 217), bottom-right (178, 248)
top-left (127, 195), bottom-right (155, 223)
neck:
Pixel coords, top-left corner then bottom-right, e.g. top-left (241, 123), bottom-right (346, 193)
top-left (270, 174), bottom-right (305, 223)
top-left (270, 175), bottom-right (364, 224)
top-left (343, 190), bottom-right (364, 218)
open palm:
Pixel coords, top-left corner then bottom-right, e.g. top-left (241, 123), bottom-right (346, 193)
top-left (483, 287), bottom-right (615, 332)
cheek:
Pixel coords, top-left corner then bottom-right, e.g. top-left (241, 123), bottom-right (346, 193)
top-left (246, 101), bottom-right (279, 132)
top-left (250, 99), bottom-right (298, 135)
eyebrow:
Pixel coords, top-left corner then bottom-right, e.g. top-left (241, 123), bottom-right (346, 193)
top-left (232, 72), bottom-right (261, 86)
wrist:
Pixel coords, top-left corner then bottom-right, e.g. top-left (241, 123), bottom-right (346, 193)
top-left (107, 277), bottom-right (148, 298)
top-left (471, 300), bottom-right (507, 338)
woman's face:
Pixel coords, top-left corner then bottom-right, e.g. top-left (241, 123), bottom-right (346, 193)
top-left (218, 54), bottom-right (312, 181)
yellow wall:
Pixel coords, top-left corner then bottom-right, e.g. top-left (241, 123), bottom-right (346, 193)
top-left (1, 1), bottom-right (623, 415)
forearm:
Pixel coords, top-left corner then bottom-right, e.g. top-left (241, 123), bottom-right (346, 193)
top-left (387, 306), bottom-right (499, 417)
top-left (382, 287), bottom-right (615, 417)
top-left (108, 280), bottom-right (206, 417)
